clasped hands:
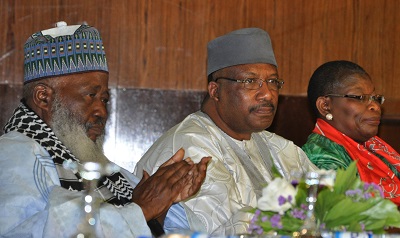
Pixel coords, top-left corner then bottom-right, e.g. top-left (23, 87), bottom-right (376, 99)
top-left (131, 148), bottom-right (211, 222)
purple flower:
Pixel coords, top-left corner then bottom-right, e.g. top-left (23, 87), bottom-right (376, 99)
top-left (261, 215), bottom-right (268, 222)
top-left (290, 207), bottom-right (307, 220)
top-left (370, 183), bottom-right (384, 197)
top-left (364, 182), bottom-right (371, 191)
top-left (345, 189), bottom-right (362, 197)
top-left (288, 195), bottom-right (293, 203)
top-left (248, 223), bottom-right (258, 229)
top-left (270, 214), bottom-right (283, 229)
top-left (291, 180), bottom-right (299, 187)
top-left (347, 182), bottom-right (385, 202)
top-left (371, 183), bottom-right (381, 191)
top-left (320, 223), bottom-right (326, 230)
top-left (360, 223), bottom-right (365, 231)
top-left (278, 195), bottom-right (287, 206)
top-left (364, 192), bottom-right (372, 199)
top-left (250, 209), bottom-right (261, 224)
top-left (248, 223), bottom-right (263, 235)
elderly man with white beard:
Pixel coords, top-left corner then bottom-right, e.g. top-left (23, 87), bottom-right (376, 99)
top-left (0, 22), bottom-right (210, 238)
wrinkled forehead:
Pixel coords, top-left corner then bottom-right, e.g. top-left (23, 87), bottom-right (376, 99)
top-left (214, 63), bottom-right (278, 77)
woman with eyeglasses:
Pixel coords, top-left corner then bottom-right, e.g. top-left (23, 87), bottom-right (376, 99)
top-left (302, 60), bottom-right (400, 205)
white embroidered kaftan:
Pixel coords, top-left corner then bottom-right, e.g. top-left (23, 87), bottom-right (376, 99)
top-left (0, 131), bottom-right (152, 238)
top-left (136, 111), bottom-right (317, 235)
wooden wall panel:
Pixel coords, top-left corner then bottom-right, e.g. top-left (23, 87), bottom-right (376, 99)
top-left (1, 0), bottom-right (400, 115)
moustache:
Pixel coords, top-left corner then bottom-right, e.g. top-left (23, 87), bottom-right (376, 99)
top-left (85, 119), bottom-right (106, 132)
top-left (249, 101), bottom-right (275, 113)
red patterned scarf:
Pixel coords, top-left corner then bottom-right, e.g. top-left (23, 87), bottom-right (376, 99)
top-left (313, 118), bottom-right (400, 205)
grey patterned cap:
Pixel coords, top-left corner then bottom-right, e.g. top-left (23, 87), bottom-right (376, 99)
top-left (207, 28), bottom-right (277, 76)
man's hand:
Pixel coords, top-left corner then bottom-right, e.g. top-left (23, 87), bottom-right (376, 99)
top-left (174, 155), bottom-right (211, 202)
top-left (131, 148), bottom-right (210, 221)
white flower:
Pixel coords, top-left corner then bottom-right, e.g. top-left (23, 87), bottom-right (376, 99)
top-left (257, 177), bottom-right (297, 213)
top-left (316, 169), bottom-right (336, 188)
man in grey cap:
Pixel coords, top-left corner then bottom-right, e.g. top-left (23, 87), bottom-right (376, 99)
top-left (0, 21), bottom-right (210, 237)
top-left (136, 28), bottom-right (317, 235)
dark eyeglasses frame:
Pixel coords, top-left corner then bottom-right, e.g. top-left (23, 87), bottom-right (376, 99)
top-left (214, 77), bottom-right (284, 90)
top-left (325, 94), bottom-right (385, 105)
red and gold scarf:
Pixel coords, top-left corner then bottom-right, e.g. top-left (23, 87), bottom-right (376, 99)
top-left (313, 118), bottom-right (400, 205)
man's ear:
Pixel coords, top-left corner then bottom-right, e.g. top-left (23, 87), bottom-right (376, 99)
top-left (316, 96), bottom-right (331, 116)
top-left (32, 83), bottom-right (53, 111)
top-left (208, 82), bottom-right (219, 101)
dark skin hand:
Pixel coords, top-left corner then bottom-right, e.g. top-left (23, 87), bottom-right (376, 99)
top-left (131, 148), bottom-right (211, 223)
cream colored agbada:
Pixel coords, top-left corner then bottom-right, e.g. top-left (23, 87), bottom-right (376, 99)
top-left (136, 111), bottom-right (316, 235)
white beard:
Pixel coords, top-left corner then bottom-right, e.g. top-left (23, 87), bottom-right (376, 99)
top-left (50, 98), bottom-right (110, 165)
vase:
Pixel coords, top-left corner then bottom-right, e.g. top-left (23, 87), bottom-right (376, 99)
top-left (62, 161), bottom-right (120, 238)
top-left (74, 162), bottom-right (105, 238)
top-left (294, 171), bottom-right (322, 238)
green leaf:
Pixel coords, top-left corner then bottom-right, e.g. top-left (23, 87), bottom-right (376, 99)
top-left (347, 220), bottom-right (364, 232)
top-left (280, 215), bottom-right (303, 234)
top-left (295, 184), bottom-right (308, 206)
top-left (323, 198), bottom-right (373, 227)
top-left (333, 161), bottom-right (358, 194)
top-left (314, 189), bottom-right (344, 221)
top-left (359, 199), bottom-right (400, 228)
top-left (363, 219), bottom-right (388, 232)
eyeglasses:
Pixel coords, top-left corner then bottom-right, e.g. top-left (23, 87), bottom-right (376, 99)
top-left (215, 77), bottom-right (284, 91)
top-left (325, 94), bottom-right (385, 105)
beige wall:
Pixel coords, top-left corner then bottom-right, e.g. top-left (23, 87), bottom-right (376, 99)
top-left (1, 0), bottom-right (400, 115)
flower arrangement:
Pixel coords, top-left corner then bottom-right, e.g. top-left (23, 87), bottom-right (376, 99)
top-left (248, 162), bottom-right (400, 236)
